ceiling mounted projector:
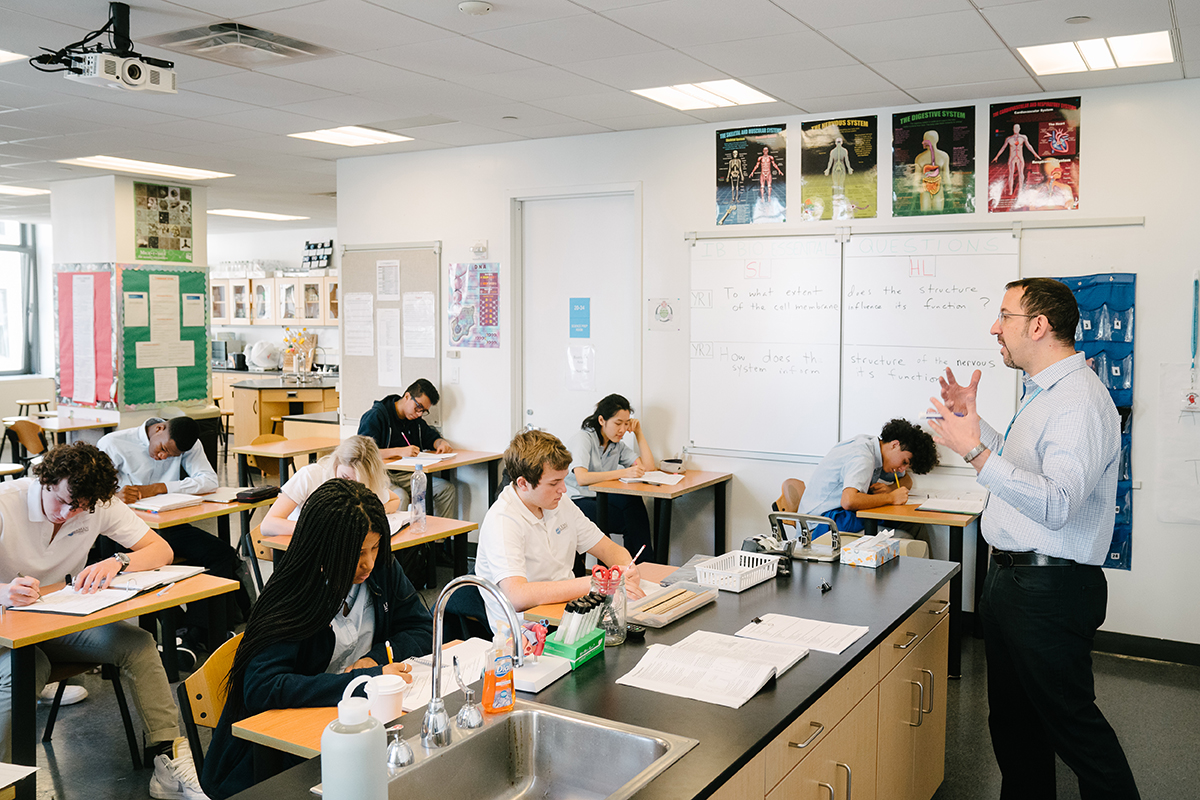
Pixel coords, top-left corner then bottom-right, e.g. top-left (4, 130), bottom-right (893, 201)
top-left (65, 52), bottom-right (176, 93)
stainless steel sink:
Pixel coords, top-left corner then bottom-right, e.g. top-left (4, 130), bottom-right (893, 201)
top-left (388, 699), bottom-right (698, 800)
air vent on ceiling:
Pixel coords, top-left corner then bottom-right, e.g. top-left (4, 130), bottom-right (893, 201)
top-left (142, 23), bottom-right (337, 68)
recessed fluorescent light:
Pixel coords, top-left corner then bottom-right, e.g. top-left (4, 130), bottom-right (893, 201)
top-left (288, 126), bottom-right (412, 147)
top-left (0, 50), bottom-right (27, 66)
top-left (1076, 39), bottom-right (1116, 71)
top-left (0, 185), bottom-right (50, 196)
top-left (633, 79), bottom-right (777, 111)
top-left (1107, 30), bottom-right (1173, 68)
top-left (1017, 42), bottom-right (1087, 75)
top-left (58, 156), bottom-right (233, 181)
top-left (209, 208), bottom-right (309, 221)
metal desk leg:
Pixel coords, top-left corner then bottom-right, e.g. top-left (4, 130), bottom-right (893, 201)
top-left (596, 494), bottom-right (609, 532)
top-left (714, 482), bottom-right (728, 555)
top-left (453, 533), bottom-right (468, 577)
top-left (12, 646), bottom-right (36, 800)
top-left (239, 509), bottom-right (264, 598)
top-left (654, 498), bottom-right (672, 562)
top-left (488, 461), bottom-right (499, 504)
top-left (238, 453), bottom-right (249, 487)
top-left (948, 527), bottom-right (964, 679)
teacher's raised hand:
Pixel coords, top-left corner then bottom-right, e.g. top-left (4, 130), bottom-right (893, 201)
top-left (938, 367), bottom-right (981, 417)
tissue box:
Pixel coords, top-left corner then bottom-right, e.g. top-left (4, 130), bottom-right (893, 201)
top-left (543, 627), bottom-right (604, 669)
top-left (840, 537), bottom-right (900, 568)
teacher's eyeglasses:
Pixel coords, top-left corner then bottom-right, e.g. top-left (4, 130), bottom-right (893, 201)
top-left (996, 310), bottom-right (1037, 323)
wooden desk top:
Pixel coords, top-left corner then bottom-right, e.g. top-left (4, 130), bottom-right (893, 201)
top-left (37, 417), bottom-right (115, 433)
top-left (0, 574), bottom-right (238, 649)
top-left (232, 437), bottom-right (341, 459)
top-left (587, 469), bottom-right (733, 501)
top-left (133, 497), bottom-right (277, 529)
top-left (384, 449), bottom-right (502, 474)
top-left (258, 516), bottom-right (477, 553)
top-left (856, 503), bottom-right (979, 528)
top-left (523, 562), bottom-right (677, 625)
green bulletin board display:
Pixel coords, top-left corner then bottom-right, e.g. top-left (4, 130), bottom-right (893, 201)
top-left (118, 265), bottom-right (210, 409)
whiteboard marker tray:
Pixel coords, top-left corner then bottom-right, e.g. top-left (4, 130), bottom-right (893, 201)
top-left (628, 582), bottom-right (717, 628)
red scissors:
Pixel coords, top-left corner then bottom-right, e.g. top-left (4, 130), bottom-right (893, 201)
top-left (591, 564), bottom-right (622, 592)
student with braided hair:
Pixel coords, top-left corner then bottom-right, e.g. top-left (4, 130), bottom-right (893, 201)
top-left (200, 479), bottom-right (432, 799)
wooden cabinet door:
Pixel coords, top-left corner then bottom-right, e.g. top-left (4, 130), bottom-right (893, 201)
top-left (210, 280), bottom-right (230, 325)
top-left (711, 751), bottom-right (766, 800)
top-left (323, 277), bottom-right (339, 325)
top-left (877, 649), bottom-right (919, 800)
top-left (230, 278), bottom-right (251, 324)
top-left (767, 688), bottom-right (878, 800)
top-left (251, 278), bottom-right (276, 326)
top-left (298, 277), bottom-right (325, 324)
top-left (911, 620), bottom-right (949, 800)
top-left (277, 277), bottom-right (301, 324)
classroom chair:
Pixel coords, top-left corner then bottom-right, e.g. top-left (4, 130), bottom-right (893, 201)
top-left (15, 399), bottom-right (50, 417)
top-left (42, 662), bottom-right (142, 770)
top-left (240, 524), bottom-right (271, 594)
top-left (177, 633), bottom-right (243, 776)
top-left (245, 433), bottom-right (286, 486)
top-left (3, 418), bottom-right (47, 474)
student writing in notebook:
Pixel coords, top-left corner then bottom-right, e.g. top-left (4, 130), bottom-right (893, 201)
top-left (261, 435), bottom-right (401, 537)
top-left (99, 415), bottom-right (245, 653)
top-left (201, 479), bottom-right (432, 800)
top-left (357, 377), bottom-right (457, 518)
top-left (475, 430), bottom-right (645, 635)
top-left (564, 393), bottom-right (657, 562)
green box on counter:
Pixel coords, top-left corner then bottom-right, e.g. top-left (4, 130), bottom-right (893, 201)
top-left (543, 627), bottom-right (604, 669)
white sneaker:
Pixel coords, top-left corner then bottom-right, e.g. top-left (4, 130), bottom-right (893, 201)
top-left (38, 683), bottom-right (89, 705)
top-left (149, 749), bottom-right (210, 800)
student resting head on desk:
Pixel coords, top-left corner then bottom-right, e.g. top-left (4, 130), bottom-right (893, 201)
top-left (793, 418), bottom-right (939, 542)
top-left (565, 393), bottom-right (658, 563)
top-left (260, 435), bottom-right (401, 537)
top-left (474, 429), bottom-right (647, 636)
top-left (201, 479), bottom-right (433, 800)
top-left (0, 443), bottom-right (209, 799)
top-left (357, 377), bottom-right (457, 519)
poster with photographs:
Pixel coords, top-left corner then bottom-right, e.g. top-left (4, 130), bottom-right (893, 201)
top-left (716, 124), bottom-right (787, 224)
top-left (892, 106), bottom-right (975, 216)
top-left (800, 117), bottom-right (877, 220)
top-left (988, 97), bottom-right (1080, 212)
top-left (134, 182), bottom-right (193, 263)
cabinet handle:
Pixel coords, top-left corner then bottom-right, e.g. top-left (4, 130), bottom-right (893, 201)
top-left (252, 399), bottom-right (258, 414)
top-left (287, 391), bottom-right (297, 397)
top-left (920, 668), bottom-right (935, 713)
top-left (787, 720), bottom-right (824, 749)
top-left (927, 599), bottom-right (950, 616)
top-left (894, 631), bottom-right (918, 650)
top-left (909, 680), bottom-right (924, 727)
top-left (836, 762), bottom-right (852, 800)
top-left (818, 781), bottom-right (835, 800)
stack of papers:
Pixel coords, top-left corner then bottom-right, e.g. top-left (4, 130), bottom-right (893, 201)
top-left (393, 453), bottom-right (456, 467)
top-left (734, 614), bottom-right (868, 655)
top-left (916, 494), bottom-right (986, 514)
top-left (616, 630), bottom-right (808, 708)
top-left (201, 487), bottom-right (244, 503)
top-left (15, 565), bottom-right (206, 616)
top-left (129, 493), bottom-right (203, 513)
top-left (619, 471), bottom-right (684, 486)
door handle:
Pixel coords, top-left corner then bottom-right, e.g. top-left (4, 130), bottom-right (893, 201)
top-left (909, 680), bottom-right (924, 727)
top-left (894, 631), bottom-right (918, 650)
top-left (836, 762), bottom-right (852, 800)
top-left (787, 720), bottom-right (823, 749)
top-left (927, 599), bottom-right (950, 615)
top-left (920, 668), bottom-right (935, 713)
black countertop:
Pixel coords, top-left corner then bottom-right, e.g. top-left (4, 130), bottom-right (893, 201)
top-left (229, 377), bottom-right (339, 391)
top-left (232, 556), bottom-right (958, 800)
top-left (280, 411), bottom-right (339, 424)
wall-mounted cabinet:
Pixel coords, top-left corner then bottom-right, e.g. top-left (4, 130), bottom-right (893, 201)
top-left (277, 277), bottom-right (301, 325)
top-left (250, 278), bottom-right (276, 326)
top-left (212, 273), bottom-right (339, 327)
top-left (230, 278), bottom-right (252, 324)
top-left (324, 276), bottom-right (339, 326)
top-left (210, 279), bottom-right (230, 326)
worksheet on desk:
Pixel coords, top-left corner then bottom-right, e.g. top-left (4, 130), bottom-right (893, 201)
top-left (735, 614), bottom-right (868, 655)
top-left (401, 638), bottom-right (492, 711)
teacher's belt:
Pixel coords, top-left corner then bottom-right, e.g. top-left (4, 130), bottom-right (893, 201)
top-left (991, 549), bottom-right (1078, 568)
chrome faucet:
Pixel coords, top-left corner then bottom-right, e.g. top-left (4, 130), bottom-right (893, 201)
top-left (421, 575), bottom-right (524, 749)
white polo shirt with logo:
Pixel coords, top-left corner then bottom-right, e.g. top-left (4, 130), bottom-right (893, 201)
top-left (475, 484), bottom-right (605, 634)
top-left (0, 478), bottom-right (150, 586)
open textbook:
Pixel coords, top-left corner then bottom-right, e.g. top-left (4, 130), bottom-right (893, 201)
top-left (128, 493), bottom-right (204, 513)
top-left (15, 565), bottom-right (206, 616)
top-left (616, 630), bottom-right (808, 708)
top-left (735, 614), bottom-right (868, 655)
top-left (907, 490), bottom-right (987, 515)
top-left (619, 470), bottom-right (684, 487)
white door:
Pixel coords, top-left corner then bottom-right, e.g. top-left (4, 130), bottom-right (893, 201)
top-left (520, 192), bottom-right (641, 446)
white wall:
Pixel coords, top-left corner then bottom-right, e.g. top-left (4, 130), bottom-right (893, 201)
top-left (338, 78), bottom-right (1200, 645)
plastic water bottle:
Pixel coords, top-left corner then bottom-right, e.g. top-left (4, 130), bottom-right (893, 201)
top-left (321, 694), bottom-right (386, 800)
top-left (411, 464), bottom-right (427, 532)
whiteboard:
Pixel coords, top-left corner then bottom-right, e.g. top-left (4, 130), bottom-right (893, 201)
top-left (689, 232), bottom-right (1019, 458)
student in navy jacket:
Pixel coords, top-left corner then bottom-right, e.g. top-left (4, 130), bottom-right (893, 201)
top-left (200, 479), bottom-right (432, 800)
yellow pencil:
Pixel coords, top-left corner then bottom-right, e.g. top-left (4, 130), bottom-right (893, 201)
top-left (386, 641), bottom-right (394, 665)
top-left (894, 473), bottom-right (900, 488)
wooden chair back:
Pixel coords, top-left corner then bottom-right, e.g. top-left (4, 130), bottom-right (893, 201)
top-left (8, 419), bottom-right (47, 456)
top-left (248, 523), bottom-right (274, 562)
top-left (177, 632), bottom-right (243, 775)
top-left (246, 433), bottom-right (287, 480)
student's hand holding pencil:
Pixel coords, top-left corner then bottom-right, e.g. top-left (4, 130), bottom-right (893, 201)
top-left (4, 575), bottom-right (41, 607)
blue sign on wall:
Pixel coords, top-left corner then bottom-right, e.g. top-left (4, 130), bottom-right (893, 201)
top-left (569, 297), bottom-right (590, 338)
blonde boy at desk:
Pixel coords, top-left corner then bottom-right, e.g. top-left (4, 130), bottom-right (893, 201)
top-left (0, 443), bottom-right (206, 800)
top-left (475, 430), bottom-right (646, 635)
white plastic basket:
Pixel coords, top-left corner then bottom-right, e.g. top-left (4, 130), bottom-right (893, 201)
top-left (695, 552), bottom-right (780, 593)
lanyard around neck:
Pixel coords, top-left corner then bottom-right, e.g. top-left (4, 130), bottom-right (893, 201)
top-left (998, 382), bottom-right (1043, 456)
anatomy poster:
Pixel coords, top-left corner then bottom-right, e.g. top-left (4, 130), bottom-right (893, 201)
top-left (987, 97), bottom-right (1080, 212)
top-left (892, 106), bottom-right (975, 216)
top-left (448, 261), bottom-right (499, 349)
top-left (134, 182), bottom-right (193, 263)
top-left (716, 124), bottom-right (787, 225)
top-left (800, 117), bottom-right (877, 220)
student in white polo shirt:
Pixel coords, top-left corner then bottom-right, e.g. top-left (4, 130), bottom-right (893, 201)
top-left (475, 430), bottom-right (646, 635)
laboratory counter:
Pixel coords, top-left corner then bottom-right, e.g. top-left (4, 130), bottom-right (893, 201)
top-left (232, 555), bottom-right (959, 800)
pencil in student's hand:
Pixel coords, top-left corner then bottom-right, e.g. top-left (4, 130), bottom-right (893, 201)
top-left (386, 640), bottom-right (394, 665)
top-left (895, 473), bottom-right (900, 488)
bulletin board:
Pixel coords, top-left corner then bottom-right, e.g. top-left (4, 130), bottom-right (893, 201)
top-left (117, 264), bottom-right (210, 409)
top-left (54, 263), bottom-right (118, 409)
top-left (339, 243), bottom-right (441, 427)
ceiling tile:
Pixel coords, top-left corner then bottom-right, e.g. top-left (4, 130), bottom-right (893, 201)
top-left (682, 31), bottom-right (858, 76)
top-left (367, 38), bottom-right (541, 82)
top-left (981, 0), bottom-right (1175, 47)
top-left (1181, 25), bottom-right (1200, 71)
top-left (242, 0), bottom-right (446, 54)
top-left (771, 0), bottom-right (975, 30)
top-left (262, 56), bottom-right (432, 96)
top-left (0, 109), bottom-right (110, 136)
top-left (166, 1), bottom-right (321, 17)
top-left (145, 118), bottom-right (263, 144)
top-left (186, 70), bottom-right (344, 107)
top-left (874, 50), bottom-right (1030, 90)
top-left (276, 94), bottom-right (416, 125)
top-left (59, 96), bottom-right (185, 127)
top-left (357, 76), bottom-right (501, 115)
top-left (0, 77), bottom-right (80, 112)
top-left (909, 77), bottom-right (1042, 104)
top-left (750, 64), bottom-right (898, 106)
top-left (685, 105), bottom-right (795, 124)
top-left (799, 89), bottom-right (917, 114)
top-left (605, 0), bottom-right (808, 48)
top-left (208, 106), bottom-right (334, 135)
top-left (1036, 61), bottom-right (1184, 91)
top-left (473, 14), bottom-right (664, 65)
top-left (450, 102), bottom-right (578, 129)
top-left (369, 0), bottom-right (587, 34)
top-left (824, 11), bottom-right (1005, 62)
top-left (511, 121), bottom-right (611, 138)
top-left (531, 89), bottom-right (666, 120)
top-left (410, 123), bottom-right (528, 146)
top-left (567, 49), bottom-right (726, 90)
top-left (586, 109), bottom-right (701, 130)
top-left (457, 66), bottom-right (612, 102)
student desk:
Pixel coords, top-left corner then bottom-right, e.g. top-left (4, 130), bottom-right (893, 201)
top-left (36, 416), bottom-right (117, 445)
top-left (233, 436), bottom-right (341, 486)
top-left (523, 562), bottom-right (678, 624)
top-left (258, 516), bottom-right (478, 583)
top-left (0, 574), bottom-right (239, 800)
top-left (856, 503), bottom-right (983, 679)
top-left (384, 450), bottom-right (502, 518)
top-left (588, 470), bottom-right (733, 560)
